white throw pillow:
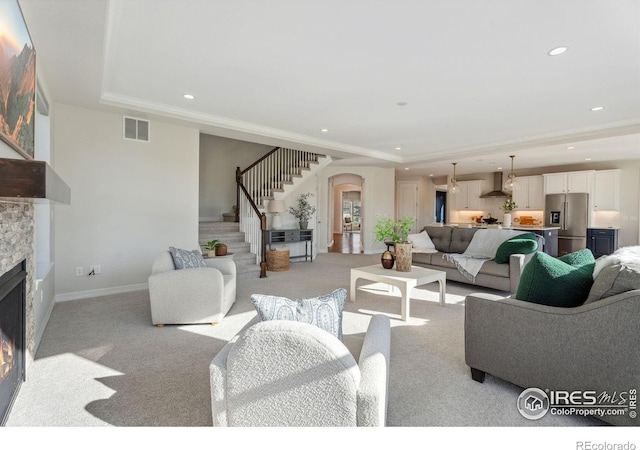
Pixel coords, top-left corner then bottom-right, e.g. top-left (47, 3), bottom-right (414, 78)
top-left (592, 245), bottom-right (640, 279)
top-left (408, 230), bottom-right (435, 250)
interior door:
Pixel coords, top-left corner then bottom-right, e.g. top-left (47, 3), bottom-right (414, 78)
top-left (397, 181), bottom-right (419, 233)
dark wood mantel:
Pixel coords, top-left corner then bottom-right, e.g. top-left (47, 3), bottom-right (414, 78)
top-left (0, 158), bottom-right (70, 204)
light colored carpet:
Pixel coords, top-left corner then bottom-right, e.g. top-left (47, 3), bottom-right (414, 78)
top-left (6, 253), bottom-right (602, 427)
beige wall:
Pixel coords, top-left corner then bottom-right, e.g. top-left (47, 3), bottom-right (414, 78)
top-left (318, 166), bottom-right (395, 254)
top-left (199, 134), bottom-right (272, 220)
top-left (53, 104), bottom-right (200, 299)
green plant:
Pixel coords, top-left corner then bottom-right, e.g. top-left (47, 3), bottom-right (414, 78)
top-left (288, 192), bottom-right (316, 222)
top-left (373, 215), bottom-right (415, 244)
top-left (500, 199), bottom-right (518, 212)
top-left (204, 240), bottom-right (222, 251)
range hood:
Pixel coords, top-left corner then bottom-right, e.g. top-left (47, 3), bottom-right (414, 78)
top-left (0, 158), bottom-right (70, 204)
top-left (480, 172), bottom-right (511, 198)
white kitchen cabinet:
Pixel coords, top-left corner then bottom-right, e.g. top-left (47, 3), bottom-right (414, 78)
top-left (544, 171), bottom-right (594, 194)
top-left (593, 169), bottom-right (620, 211)
top-left (512, 175), bottom-right (544, 210)
top-left (451, 180), bottom-right (483, 210)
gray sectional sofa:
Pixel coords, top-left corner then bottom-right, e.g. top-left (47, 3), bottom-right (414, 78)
top-left (464, 252), bottom-right (640, 426)
top-left (411, 226), bottom-right (541, 293)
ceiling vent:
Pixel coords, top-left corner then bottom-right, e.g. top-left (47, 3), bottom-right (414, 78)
top-left (123, 116), bottom-right (150, 142)
top-left (480, 172), bottom-right (511, 198)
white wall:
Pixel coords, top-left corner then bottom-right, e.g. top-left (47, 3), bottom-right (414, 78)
top-left (199, 134), bottom-right (272, 221)
top-left (53, 104), bottom-right (200, 299)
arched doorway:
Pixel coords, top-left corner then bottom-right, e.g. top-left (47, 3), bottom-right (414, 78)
top-left (328, 174), bottom-right (364, 254)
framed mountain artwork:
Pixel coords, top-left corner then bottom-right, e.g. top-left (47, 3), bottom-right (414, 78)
top-left (0, 0), bottom-right (36, 159)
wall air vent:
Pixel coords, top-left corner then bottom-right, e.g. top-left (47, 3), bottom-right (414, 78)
top-left (123, 116), bottom-right (150, 142)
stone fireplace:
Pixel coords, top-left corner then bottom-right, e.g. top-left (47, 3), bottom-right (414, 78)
top-left (0, 202), bottom-right (35, 424)
top-left (0, 260), bottom-right (26, 425)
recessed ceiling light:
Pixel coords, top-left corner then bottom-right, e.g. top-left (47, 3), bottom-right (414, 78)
top-left (395, 147), bottom-right (402, 151)
top-left (396, 101), bottom-right (408, 107)
top-left (497, 167), bottom-right (503, 170)
top-left (321, 128), bottom-right (329, 133)
top-left (567, 146), bottom-right (575, 150)
top-left (183, 94), bottom-right (195, 100)
top-left (548, 46), bottom-right (568, 56)
top-left (585, 158), bottom-right (592, 161)
top-left (429, 174), bottom-right (434, 177)
top-left (590, 106), bottom-right (604, 111)
top-left (404, 167), bottom-right (410, 170)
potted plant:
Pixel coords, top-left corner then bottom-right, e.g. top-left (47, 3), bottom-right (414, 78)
top-left (204, 240), bottom-right (226, 257)
top-left (373, 215), bottom-right (415, 271)
top-left (500, 199), bottom-right (517, 228)
top-left (288, 192), bottom-right (316, 229)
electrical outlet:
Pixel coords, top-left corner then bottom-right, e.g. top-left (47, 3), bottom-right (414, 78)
top-left (90, 265), bottom-right (101, 274)
top-left (76, 266), bottom-right (83, 276)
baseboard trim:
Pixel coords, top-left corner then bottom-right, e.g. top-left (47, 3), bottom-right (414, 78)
top-left (55, 283), bottom-right (149, 302)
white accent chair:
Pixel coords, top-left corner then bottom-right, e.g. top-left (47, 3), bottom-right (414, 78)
top-left (148, 251), bottom-right (236, 326)
top-left (209, 314), bottom-right (391, 426)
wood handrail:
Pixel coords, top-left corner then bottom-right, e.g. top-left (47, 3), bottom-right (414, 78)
top-left (240, 147), bottom-right (280, 176)
top-left (235, 147), bottom-right (325, 278)
top-left (236, 167), bottom-right (268, 277)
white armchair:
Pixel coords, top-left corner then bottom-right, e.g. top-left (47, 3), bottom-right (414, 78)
top-left (209, 314), bottom-right (391, 426)
top-left (148, 251), bottom-right (236, 326)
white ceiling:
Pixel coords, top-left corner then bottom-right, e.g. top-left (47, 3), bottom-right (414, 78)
top-left (19, 0), bottom-right (640, 177)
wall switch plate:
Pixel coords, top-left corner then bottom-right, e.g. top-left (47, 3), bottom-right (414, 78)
top-left (90, 265), bottom-right (101, 274)
top-left (76, 267), bottom-right (83, 276)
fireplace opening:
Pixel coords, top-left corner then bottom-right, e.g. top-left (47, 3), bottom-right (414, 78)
top-left (0, 260), bottom-right (26, 426)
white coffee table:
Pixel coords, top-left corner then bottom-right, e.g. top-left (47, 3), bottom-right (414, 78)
top-left (350, 264), bottom-right (446, 321)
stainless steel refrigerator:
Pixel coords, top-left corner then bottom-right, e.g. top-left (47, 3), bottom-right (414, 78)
top-left (545, 193), bottom-right (589, 256)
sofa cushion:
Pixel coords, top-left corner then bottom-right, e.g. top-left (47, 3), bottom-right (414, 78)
top-left (423, 226), bottom-right (453, 253)
top-left (515, 250), bottom-right (595, 307)
top-left (494, 233), bottom-right (538, 264)
top-left (449, 228), bottom-right (478, 254)
top-left (168, 247), bottom-right (207, 269)
top-left (411, 251), bottom-right (435, 265)
top-left (250, 288), bottom-right (347, 340)
top-left (408, 230), bottom-right (435, 250)
top-left (584, 263), bottom-right (640, 304)
top-left (426, 254), bottom-right (457, 269)
top-left (478, 259), bottom-right (510, 278)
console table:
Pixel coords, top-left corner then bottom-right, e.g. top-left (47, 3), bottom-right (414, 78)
top-left (265, 229), bottom-right (313, 261)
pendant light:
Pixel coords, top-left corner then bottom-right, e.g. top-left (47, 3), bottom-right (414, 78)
top-left (449, 162), bottom-right (460, 194)
top-left (503, 155), bottom-right (520, 191)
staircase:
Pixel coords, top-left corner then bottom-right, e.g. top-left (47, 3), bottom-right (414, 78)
top-left (199, 147), bottom-right (332, 279)
top-left (198, 221), bottom-right (261, 280)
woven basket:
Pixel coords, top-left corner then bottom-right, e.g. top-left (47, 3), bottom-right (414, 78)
top-left (266, 248), bottom-right (290, 272)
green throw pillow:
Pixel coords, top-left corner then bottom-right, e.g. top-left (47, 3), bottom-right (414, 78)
top-left (558, 248), bottom-right (596, 272)
top-left (495, 233), bottom-right (538, 264)
top-left (516, 250), bottom-right (595, 307)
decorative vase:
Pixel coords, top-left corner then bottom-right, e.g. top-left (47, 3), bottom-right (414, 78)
top-left (503, 213), bottom-right (512, 228)
top-left (299, 221), bottom-right (308, 230)
top-left (215, 244), bottom-right (228, 256)
top-left (394, 242), bottom-right (412, 272)
top-left (381, 250), bottom-right (395, 269)
top-left (207, 250), bottom-right (216, 257)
